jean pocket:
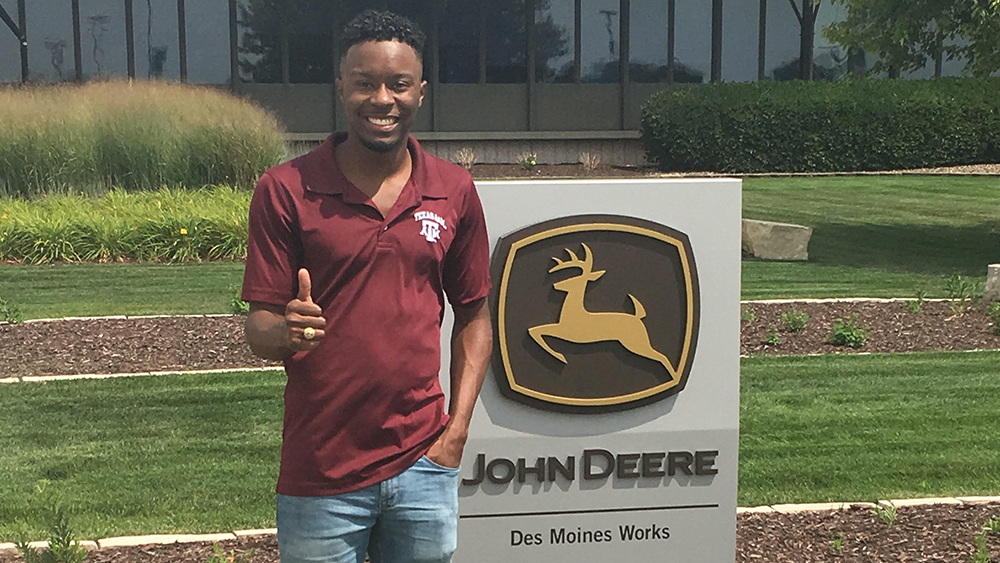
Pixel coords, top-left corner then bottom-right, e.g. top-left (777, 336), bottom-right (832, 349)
top-left (419, 455), bottom-right (461, 472)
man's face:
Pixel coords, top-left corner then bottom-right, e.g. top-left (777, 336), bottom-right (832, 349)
top-left (337, 40), bottom-right (426, 154)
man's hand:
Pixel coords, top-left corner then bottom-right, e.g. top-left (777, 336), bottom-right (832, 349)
top-left (424, 424), bottom-right (468, 469)
top-left (245, 268), bottom-right (327, 360)
top-left (284, 268), bottom-right (326, 351)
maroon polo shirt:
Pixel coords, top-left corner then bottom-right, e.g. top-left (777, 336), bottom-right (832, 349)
top-left (241, 133), bottom-right (491, 496)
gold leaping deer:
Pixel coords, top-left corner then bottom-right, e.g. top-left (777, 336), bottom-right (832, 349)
top-left (528, 243), bottom-right (677, 379)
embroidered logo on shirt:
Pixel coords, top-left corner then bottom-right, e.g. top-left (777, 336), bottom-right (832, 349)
top-left (414, 211), bottom-right (448, 243)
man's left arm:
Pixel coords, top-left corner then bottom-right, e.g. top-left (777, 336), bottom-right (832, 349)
top-left (425, 297), bottom-right (492, 468)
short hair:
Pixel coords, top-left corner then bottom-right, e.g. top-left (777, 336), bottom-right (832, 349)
top-left (338, 10), bottom-right (426, 64)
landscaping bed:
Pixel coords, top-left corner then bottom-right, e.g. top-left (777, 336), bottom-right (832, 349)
top-left (2, 300), bottom-right (998, 378)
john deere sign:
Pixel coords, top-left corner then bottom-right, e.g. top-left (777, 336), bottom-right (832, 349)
top-left (491, 215), bottom-right (700, 412)
top-left (438, 179), bottom-right (741, 563)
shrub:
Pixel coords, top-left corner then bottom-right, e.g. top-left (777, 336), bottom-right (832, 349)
top-left (0, 82), bottom-right (286, 197)
top-left (640, 77), bottom-right (1000, 173)
top-left (829, 314), bottom-right (869, 348)
top-left (0, 294), bottom-right (23, 323)
top-left (987, 302), bottom-right (1000, 336)
top-left (780, 309), bottom-right (809, 332)
top-left (0, 186), bottom-right (250, 263)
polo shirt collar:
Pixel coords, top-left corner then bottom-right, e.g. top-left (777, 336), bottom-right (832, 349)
top-left (304, 133), bottom-right (448, 202)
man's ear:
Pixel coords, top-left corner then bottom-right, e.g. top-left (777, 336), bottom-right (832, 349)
top-left (418, 80), bottom-right (427, 107)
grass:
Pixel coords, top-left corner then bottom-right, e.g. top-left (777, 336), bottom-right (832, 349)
top-left (0, 81), bottom-right (285, 197)
top-left (740, 351), bottom-right (1000, 506)
top-left (0, 370), bottom-right (282, 541)
top-left (742, 175), bottom-right (1000, 294)
top-left (0, 262), bottom-right (245, 319)
top-left (2, 351), bottom-right (998, 540)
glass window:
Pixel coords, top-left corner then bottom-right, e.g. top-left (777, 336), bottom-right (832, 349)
top-left (80, 0), bottom-right (129, 80)
top-left (287, 2), bottom-right (333, 83)
top-left (765, 0), bottom-right (803, 79)
top-left (672, 0), bottom-right (710, 83)
top-left (238, 0), bottom-right (280, 83)
top-left (0, 24), bottom-right (19, 82)
top-left (25, 0), bottom-right (75, 83)
top-left (184, 2), bottom-right (230, 84)
top-left (535, 0), bottom-right (573, 83)
top-left (132, 0), bottom-right (181, 81)
top-left (628, 0), bottom-right (669, 83)
top-left (485, 0), bottom-right (527, 83)
top-left (581, 0), bottom-right (619, 83)
top-left (439, 0), bottom-right (480, 83)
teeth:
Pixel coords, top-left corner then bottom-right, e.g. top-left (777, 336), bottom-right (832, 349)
top-left (368, 117), bottom-right (396, 126)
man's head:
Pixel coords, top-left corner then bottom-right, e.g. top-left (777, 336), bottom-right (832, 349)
top-left (337, 10), bottom-right (427, 154)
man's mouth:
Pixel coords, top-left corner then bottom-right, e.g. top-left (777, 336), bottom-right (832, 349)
top-left (367, 116), bottom-right (399, 127)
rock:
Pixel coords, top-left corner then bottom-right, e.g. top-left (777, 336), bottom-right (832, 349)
top-left (741, 219), bottom-right (813, 261)
top-left (985, 264), bottom-right (1000, 302)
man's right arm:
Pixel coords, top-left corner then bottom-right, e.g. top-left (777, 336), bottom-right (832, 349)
top-left (245, 268), bottom-right (327, 361)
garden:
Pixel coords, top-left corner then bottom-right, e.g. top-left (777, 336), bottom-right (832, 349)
top-left (1, 78), bottom-right (999, 562)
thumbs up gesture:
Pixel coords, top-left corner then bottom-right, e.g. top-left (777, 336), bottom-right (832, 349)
top-left (285, 268), bottom-right (326, 351)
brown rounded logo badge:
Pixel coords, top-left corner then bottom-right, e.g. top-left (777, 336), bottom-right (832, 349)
top-left (490, 215), bottom-right (700, 412)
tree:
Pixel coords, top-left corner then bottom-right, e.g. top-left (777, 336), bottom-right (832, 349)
top-left (787, 0), bottom-right (822, 80)
top-left (823, 0), bottom-right (1000, 77)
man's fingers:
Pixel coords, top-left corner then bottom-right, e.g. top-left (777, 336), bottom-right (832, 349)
top-left (297, 268), bottom-right (313, 303)
top-left (286, 299), bottom-right (324, 318)
top-left (286, 311), bottom-right (326, 328)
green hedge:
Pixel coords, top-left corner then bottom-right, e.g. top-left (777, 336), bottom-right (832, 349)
top-left (641, 77), bottom-right (1000, 173)
top-left (0, 82), bottom-right (286, 197)
top-left (0, 187), bottom-right (250, 263)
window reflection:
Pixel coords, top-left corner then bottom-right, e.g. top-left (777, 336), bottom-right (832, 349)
top-left (485, 0), bottom-right (527, 83)
top-left (439, 0), bottom-right (480, 83)
top-left (672, 0), bottom-right (710, 82)
top-left (629, 0), bottom-right (703, 83)
top-left (581, 0), bottom-right (619, 83)
top-left (535, 0), bottom-right (573, 83)
top-left (238, 0), bottom-right (332, 84)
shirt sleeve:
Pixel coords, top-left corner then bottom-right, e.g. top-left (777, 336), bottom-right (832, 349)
top-left (442, 179), bottom-right (492, 307)
top-left (241, 172), bottom-right (301, 307)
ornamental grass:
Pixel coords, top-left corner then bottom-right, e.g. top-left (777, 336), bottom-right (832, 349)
top-left (0, 186), bottom-right (251, 263)
top-left (0, 81), bottom-right (286, 197)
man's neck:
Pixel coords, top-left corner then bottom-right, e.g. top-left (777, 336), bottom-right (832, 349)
top-left (336, 135), bottom-right (410, 186)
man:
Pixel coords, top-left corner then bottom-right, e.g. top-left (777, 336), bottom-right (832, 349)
top-left (241, 10), bottom-right (492, 563)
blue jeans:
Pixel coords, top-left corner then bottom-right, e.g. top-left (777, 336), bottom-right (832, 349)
top-left (277, 456), bottom-right (460, 563)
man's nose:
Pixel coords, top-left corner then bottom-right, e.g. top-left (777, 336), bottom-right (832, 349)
top-left (370, 84), bottom-right (393, 105)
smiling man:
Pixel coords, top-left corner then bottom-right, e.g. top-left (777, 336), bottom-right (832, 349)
top-left (240, 10), bottom-right (493, 563)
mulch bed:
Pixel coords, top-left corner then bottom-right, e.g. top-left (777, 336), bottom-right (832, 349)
top-left (2, 299), bottom-right (999, 561)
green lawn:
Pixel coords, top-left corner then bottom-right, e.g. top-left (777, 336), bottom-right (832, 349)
top-left (743, 175), bottom-right (999, 283)
top-left (2, 351), bottom-right (999, 540)
top-left (0, 262), bottom-right (244, 319)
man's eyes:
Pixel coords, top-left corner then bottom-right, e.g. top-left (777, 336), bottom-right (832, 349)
top-left (354, 81), bottom-right (411, 91)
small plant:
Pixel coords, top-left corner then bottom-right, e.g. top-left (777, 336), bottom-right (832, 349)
top-left (0, 294), bottom-right (24, 324)
top-left (829, 314), bottom-right (869, 349)
top-left (206, 543), bottom-right (254, 563)
top-left (871, 500), bottom-right (897, 528)
top-left (454, 147), bottom-right (477, 170)
top-left (741, 305), bottom-right (757, 323)
top-left (830, 532), bottom-right (844, 553)
top-left (781, 309), bottom-right (809, 333)
top-left (517, 151), bottom-right (537, 171)
top-left (229, 286), bottom-right (249, 315)
top-left (984, 515), bottom-right (1000, 535)
top-left (945, 272), bottom-right (982, 316)
top-left (763, 325), bottom-right (781, 346)
top-left (971, 532), bottom-right (989, 563)
top-left (15, 505), bottom-right (88, 563)
top-left (907, 289), bottom-right (926, 314)
top-left (579, 151), bottom-right (601, 172)
top-left (987, 302), bottom-right (1000, 336)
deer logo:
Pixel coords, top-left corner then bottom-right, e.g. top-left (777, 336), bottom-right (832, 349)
top-left (528, 243), bottom-right (677, 380)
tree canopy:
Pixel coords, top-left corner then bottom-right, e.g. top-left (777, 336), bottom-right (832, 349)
top-left (823, 0), bottom-right (1000, 77)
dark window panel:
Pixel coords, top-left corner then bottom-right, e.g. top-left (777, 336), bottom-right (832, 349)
top-left (534, 0), bottom-right (573, 83)
top-left (485, 0), bottom-right (528, 83)
top-left (628, 0), bottom-right (702, 83)
top-left (581, 0), bottom-right (619, 83)
top-left (438, 0), bottom-right (479, 83)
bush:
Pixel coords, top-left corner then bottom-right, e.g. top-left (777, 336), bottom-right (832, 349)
top-left (828, 314), bottom-right (869, 348)
top-left (640, 77), bottom-right (1000, 173)
top-left (780, 309), bottom-right (809, 332)
top-left (0, 82), bottom-right (286, 197)
top-left (0, 186), bottom-right (250, 263)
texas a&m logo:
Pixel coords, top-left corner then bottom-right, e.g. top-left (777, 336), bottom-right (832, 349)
top-left (415, 210), bottom-right (447, 243)
top-left (490, 215), bottom-right (700, 412)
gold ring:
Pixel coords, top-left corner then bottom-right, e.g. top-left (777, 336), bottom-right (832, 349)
top-left (303, 327), bottom-right (316, 341)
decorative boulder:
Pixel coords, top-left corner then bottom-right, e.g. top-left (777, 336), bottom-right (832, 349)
top-left (985, 264), bottom-right (1000, 303)
top-left (742, 219), bottom-right (813, 261)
